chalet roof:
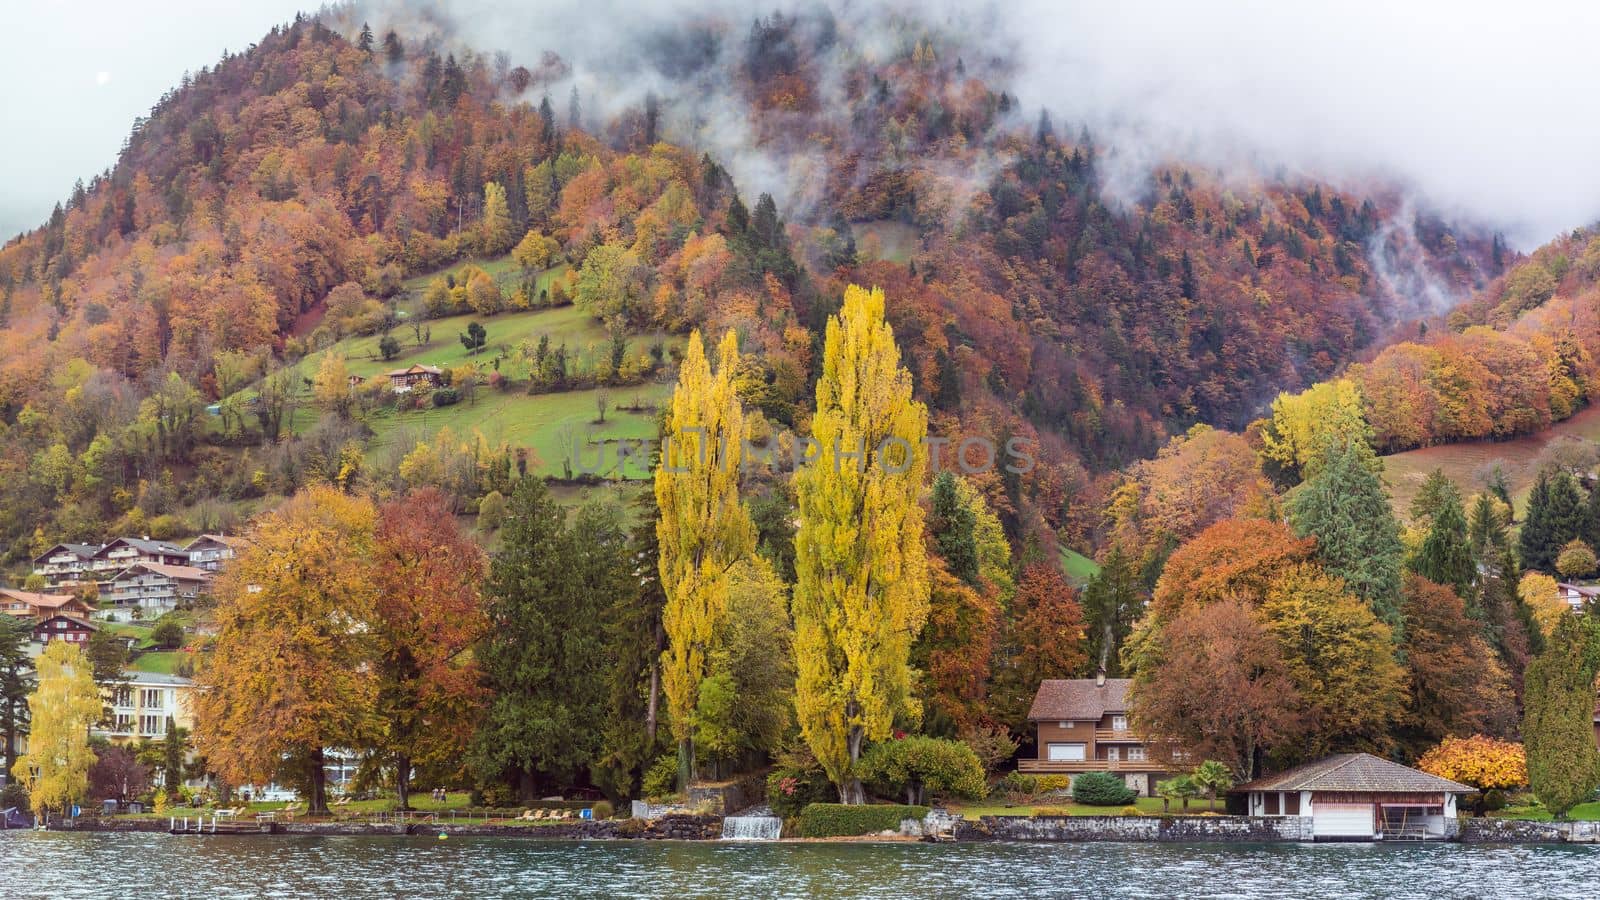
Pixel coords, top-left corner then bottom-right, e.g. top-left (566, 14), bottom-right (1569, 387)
top-left (1027, 678), bottom-right (1131, 721)
top-left (1234, 753), bottom-right (1472, 794)
top-left (31, 543), bottom-right (100, 564)
top-left (109, 562), bottom-right (212, 582)
top-left (1557, 582), bottom-right (1600, 597)
top-left (118, 670), bottom-right (194, 687)
top-left (385, 364), bottom-right (443, 377)
top-left (0, 588), bottom-right (83, 611)
top-left (96, 537), bottom-right (186, 558)
top-left (183, 533), bottom-right (249, 551)
top-left (35, 614), bottom-right (98, 632)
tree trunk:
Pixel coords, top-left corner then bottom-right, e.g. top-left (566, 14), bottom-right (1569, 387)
top-left (308, 748), bottom-right (329, 816)
top-left (518, 769), bottom-right (537, 805)
top-left (645, 649), bottom-right (661, 745)
top-left (677, 738), bottom-right (694, 792)
top-left (842, 724), bottom-right (866, 805)
top-left (396, 754), bottom-right (412, 811)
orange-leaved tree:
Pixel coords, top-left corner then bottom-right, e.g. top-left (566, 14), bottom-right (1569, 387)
top-left (193, 486), bottom-right (383, 816)
top-left (1416, 735), bottom-right (1527, 816)
top-left (371, 487), bottom-right (490, 810)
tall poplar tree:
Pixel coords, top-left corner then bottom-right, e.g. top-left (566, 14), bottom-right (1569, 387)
top-left (1287, 441), bottom-right (1405, 628)
top-left (655, 330), bottom-right (755, 786)
top-left (1523, 616), bottom-right (1600, 818)
top-left (12, 641), bottom-right (101, 819)
top-left (793, 285), bottom-right (930, 804)
top-left (480, 181), bottom-right (515, 255)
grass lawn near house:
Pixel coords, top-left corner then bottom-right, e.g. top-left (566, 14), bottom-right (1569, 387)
top-left (101, 621), bottom-right (155, 648)
top-left (949, 796), bottom-right (1192, 819)
top-left (129, 651), bottom-right (189, 675)
top-left (1490, 800), bottom-right (1600, 822)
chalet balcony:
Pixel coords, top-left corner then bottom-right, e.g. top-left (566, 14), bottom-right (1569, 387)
top-left (1095, 729), bottom-right (1143, 742)
top-left (1018, 758), bottom-right (1161, 773)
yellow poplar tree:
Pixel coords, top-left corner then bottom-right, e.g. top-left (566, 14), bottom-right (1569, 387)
top-left (656, 329), bottom-right (756, 784)
top-left (12, 640), bottom-right (101, 819)
top-left (1259, 377), bottom-right (1372, 480)
top-left (793, 284), bottom-right (930, 803)
top-left (480, 181), bottom-right (515, 255)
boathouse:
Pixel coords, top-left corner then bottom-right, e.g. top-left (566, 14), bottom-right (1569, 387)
top-left (1233, 753), bottom-right (1471, 840)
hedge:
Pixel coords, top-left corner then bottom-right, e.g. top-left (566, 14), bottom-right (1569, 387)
top-left (1071, 771), bottom-right (1138, 806)
top-left (795, 803), bottom-right (930, 837)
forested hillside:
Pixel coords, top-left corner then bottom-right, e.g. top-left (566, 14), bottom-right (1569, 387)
top-left (0, 9), bottom-right (1505, 561)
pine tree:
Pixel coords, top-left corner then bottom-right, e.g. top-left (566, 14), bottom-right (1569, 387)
top-left (930, 473), bottom-right (979, 584)
top-left (1288, 441), bottom-right (1405, 627)
top-left (793, 285), bottom-right (930, 804)
top-left (382, 30), bottom-right (403, 64)
top-left (1410, 468), bottom-right (1460, 525)
top-left (357, 22), bottom-right (374, 55)
top-left (1584, 479), bottom-right (1600, 550)
top-left (655, 330), bottom-right (756, 786)
top-left (0, 616), bottom-right (34, 776)
top-left (1083, 544), bottom-right (1144, 677)
top-left (1521, 468), bottom-right (1585, 574)
top-left (1412, 488), bottom-right (1475, 601)
top-left (1523, 616), bottom-right (1600, 818)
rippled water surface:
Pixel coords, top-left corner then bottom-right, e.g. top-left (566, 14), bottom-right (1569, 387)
top-left (4, 833), bottom-right (1600, 898)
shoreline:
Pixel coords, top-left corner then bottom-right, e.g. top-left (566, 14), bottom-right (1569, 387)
top-left (30, 813), bottom-right (1600, 845)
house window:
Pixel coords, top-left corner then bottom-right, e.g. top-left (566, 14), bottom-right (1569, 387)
top-left (1285, 793), bottom-right (1301, 815)
top-left (113, 687), bottom-right (132, 707)
top-left (141, 689), bottom-right (163, 710)
top-left (1128, 746), bottom-right (1147, 761)
top-left (140, 715), bottom-right (163, 736)
top-left (1106, 747), bottom-right (1120, 762)
top-left (114, 714), bottom-right (133, 733)
top-left (1265, 793), bottom-right (1280, 815)
top-left (1046, 743), bottom-right (1086, 761)
top-left (1112, 715), bottom-right (1128, 731)
top-left (1059, 721), bottom-right (1073, 729)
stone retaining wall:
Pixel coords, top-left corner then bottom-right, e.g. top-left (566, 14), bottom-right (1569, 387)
top-left (1459, 818), bottom-right (1600, 844)
top-left (953, 814), bottom-right (1313, 843)
top-left (52, 813), bottom-right (723, 841)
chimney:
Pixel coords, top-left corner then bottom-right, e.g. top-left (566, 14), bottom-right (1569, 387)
top-left (1095, 669), bottom-right (1106, 687)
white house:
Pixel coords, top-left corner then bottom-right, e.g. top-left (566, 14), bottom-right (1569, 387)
top-left (99, 562), bottom-right (212, 621)
top-left (1556, 582), bottom-right (1600, 613)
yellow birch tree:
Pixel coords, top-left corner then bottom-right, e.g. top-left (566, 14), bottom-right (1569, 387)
top-left (12, 640), bottom-right (101, 819)
top-left (793, 284), bottom-right (931, 803)
top-left (656, 329), bottom-right (755, 784)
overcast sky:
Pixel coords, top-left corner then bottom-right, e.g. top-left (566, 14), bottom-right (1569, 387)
top-left (7, 0), bottom-right (1600, 248)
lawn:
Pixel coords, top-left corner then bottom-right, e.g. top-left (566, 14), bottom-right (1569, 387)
top-left (362, 382), bottom-right (670, 480)
top-left (950, 796), bottom-right (1200, 819)
top-left (1490, 800), bottom-right (1600, 822)
top-left (129, 651), bottom-right (189, 675)
top-left (1059, 546), bottom-right (1101, 585)
top-left (102, 622), bottom-right (155, 649)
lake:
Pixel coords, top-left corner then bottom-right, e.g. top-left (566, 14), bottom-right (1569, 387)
top-left (3, 833), bottom-right (1600, 898)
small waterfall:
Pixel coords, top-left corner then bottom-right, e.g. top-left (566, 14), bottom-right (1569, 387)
top-left (721, 804), bottom-right (782, 841)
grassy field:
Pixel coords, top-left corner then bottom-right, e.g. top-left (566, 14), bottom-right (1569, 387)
top-left (1381, 404), bottom-right (1600, 522)
top-left (1059, 547), bottom-right (1102, 585)
top-left (129, 651), bottom-right (190, 674)
top-left (361, 382), bottom-right (669, 479)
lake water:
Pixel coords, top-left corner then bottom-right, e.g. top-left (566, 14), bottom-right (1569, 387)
top-left (3, 833), bottom-right (1600, 898)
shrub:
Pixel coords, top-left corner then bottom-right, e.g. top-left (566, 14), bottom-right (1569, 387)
top-left (1071, 771), bottom-right (1138, 806)
top-left (1120, 806), bottom-right (1143, 817)
top-left (1482, 790), bottom-right (1508, 812)
top-left (857, 735), bottom-right (987, 805)
top-left (767, 765), bottom-right (834, 819)
top-left (0, 781), bottom-right (28, 811)
top-left (642, 754), bottom-right (678, 801)
top-left (591, 800), bottom-right (614, 820)
top-left (795, 804), bottom-right (930, 838)
top-left (995, 771), bottom-right (1038, 799)
top-left (1035, 774), bottom-right (1072, 794)
top-left (431, 387), bottom-right (460, 407)
top-left (151, 621), bottom-right (184, 650)
top-left (1032, 807), bottom-right (1071, 817)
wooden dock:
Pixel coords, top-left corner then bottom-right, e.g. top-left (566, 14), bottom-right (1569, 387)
top-left (169, 816), bottom-right (280, 835)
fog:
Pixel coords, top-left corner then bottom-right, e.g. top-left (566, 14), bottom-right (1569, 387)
top-left (9, 0), bottom-right (1600, 248)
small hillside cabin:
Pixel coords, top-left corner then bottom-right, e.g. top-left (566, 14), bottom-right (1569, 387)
top-left (1233, 753), bottom-right (1471, 841)
top-left (29, 543), bottom-right (100, 587)
top-left (1557, 582), bottom-right (1600, 613)
top-left (1020, 675), bottom-right (1167, 796)
top-left (183, 534), bottom-right (247, 572)
top-left (386, 364), bottom-right (444, 392)
top-left (90, 537), bottom-right (190, 576)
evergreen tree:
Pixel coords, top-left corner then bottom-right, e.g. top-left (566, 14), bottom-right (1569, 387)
top-left (0, 616), bottom-right (34, 777)
top-left (1083, 544), bottom-right (1145, 678)
top-left (1468, 493), bottom-right (1506, 567)
top-left (930, 473), bottom-right (979, 584)
top-left (357, 22), bottom-right (374, 55)
top-left (382, 30), bottom-right (403, 64)
top-left (594, 487), bottom-right (669, 800)
top-left (1523, 616), bottom-right (1600, 818)
top-left (1410, 468), bottom-right (1460, 525)
top-left (1521, 468), bottom-right (1585, 574)
top-left (471, 479), bottom-right (620, 800)
top-left (1584, 479), bottom-right (1600, 550)
top-left (1288, 441), bottom-right (1405, 627)
top-left (1412, 489), bottom-right (1475, 601)
top-left (568, 85), bottom-right (582, 130)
